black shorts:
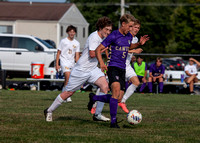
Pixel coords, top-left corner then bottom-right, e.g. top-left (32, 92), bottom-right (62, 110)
top-left (107, 66), bottom-right (126, 91)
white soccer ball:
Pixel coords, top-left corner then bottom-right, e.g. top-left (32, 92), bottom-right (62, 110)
top-left (127, 110), bottom-right (142, 125)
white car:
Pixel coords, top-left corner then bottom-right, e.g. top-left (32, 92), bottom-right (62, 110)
top-left (0, 34), bottom-right (57, 77)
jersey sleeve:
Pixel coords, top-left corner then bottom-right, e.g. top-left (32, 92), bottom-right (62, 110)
top-left (131, 36), bottom-right (138, 44)
top-left (88, 36), bottom-right (101, 51)
top-left (57, 39), bottom-right (63, 51)
top-left (149, 64), bottom-right (153, 73)
top-left (161, 65), bottom-right (165, 74)
top-left (184, 65), bottom-right (189, 71)
top-left (101, 32), bottom-right (115, 48)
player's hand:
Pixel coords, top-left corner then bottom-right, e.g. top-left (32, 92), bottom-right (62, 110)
top-left (189, 58), bottom-right (195, 61)
top-left (56, 65), bottom-right (60, 72)
top-left (140, 35), bottom-right (150, 45)
top-left (134, 48), bottom-right (143, 54)
top-left (100, 63), bottom-right (107, 72)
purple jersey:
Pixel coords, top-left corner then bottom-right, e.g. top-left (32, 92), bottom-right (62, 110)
top-left (101, 30), bottom-right (133, 69)
top-left (149, 63), bottom-right (165, 77)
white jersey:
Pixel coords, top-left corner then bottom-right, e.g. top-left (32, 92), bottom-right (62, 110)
top-left (74, 31), bottom-right (102, 72)
top-left (58, 37), bottom-right (80, 67)
top-left (184, 64), bottom-right (198, 77)
top-left (126, 36), bottom-right (138, 66)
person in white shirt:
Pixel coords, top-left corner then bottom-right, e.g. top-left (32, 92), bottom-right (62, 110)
top-left (44, 17), bottom-right (113, 122)
top-left (56, 25), bottom-right (80, 102)
top-left (184, 58), bottom-right (200, 95)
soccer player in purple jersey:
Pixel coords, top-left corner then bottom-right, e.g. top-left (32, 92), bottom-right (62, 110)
top-left (87, 14), bottom-right (148, 128)
top-left (148, 57), bottom-right (165, 93)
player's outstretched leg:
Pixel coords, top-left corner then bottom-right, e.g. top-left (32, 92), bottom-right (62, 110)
top-left (87, 93), bottom-right (111, 111)
top-left (62, 86), bottom-right (72, 102)
top-left (119, 84), bottom-right (137, 113)
top-left (44, 91), bottom-right (73, 122)
top-left (44, 108), bottom-right (52, 122)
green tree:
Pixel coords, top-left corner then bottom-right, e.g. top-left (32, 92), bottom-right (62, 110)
top-left (71, 0), bottom-right (199, 54)
top-left (167, 0), bottom-right (200, 54)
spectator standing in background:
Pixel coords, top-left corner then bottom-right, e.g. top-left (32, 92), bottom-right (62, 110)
top-left (184, 58), bottom-right (200, 95)
top-left (148, 57), bottom-right (165, 93)
top-left (56, 25), bottom-right (80, 102)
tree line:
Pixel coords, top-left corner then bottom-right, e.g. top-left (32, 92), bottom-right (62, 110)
top-left (71, 0), bottom-right (200, 55)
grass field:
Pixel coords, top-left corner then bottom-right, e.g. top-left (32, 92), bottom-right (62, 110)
top-left (0, 90), bottom-right (200, 143)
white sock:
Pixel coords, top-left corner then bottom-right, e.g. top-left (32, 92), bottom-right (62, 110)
top-left (47, 94), bottom-right (64, 113)
top-left (121, 84), bottom-right (137, 103)
top-left (95, 88), bottom-right (100, 95)
top-left (92, 88), bottom-right (100, 108)
top-left (95, 92), bottom-right (105, 115)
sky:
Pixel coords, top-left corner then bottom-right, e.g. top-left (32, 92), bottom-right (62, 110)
top-left (8, 0), bottom-right (66, 3)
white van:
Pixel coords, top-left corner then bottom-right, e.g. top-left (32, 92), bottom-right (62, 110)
top-left (0, 34), bottom-right (57, 77)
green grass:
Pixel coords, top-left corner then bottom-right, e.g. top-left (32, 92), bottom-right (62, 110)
top-left (0, 90), bottom-right (200, 143)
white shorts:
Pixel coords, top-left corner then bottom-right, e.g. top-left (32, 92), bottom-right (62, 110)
top-left (60, 61), bottom-right (74, 73)
top-left (126, 65), bottom-right (137, 81)
top-left (65, 67), bottom-right (105, 92)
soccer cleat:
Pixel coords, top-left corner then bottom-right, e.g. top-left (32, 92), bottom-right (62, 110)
top-left (66, 97), bottom-right (72, 102)
top-left (44, 108), bottom-right (52, 122)
top-left (110, 122), bottom-right (120, 128)
top-left (87, 93), bottom-right (95, 111)
top-left (91, 107), bottom-right (96, 114)
top-left (190, 91), bottom-right (195, 95)
top-left (93, 114), bottom-right (110, 122)
top-left (118, 102), bottom-right (129, 113)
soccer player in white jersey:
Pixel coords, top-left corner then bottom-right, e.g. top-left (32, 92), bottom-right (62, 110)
top-left (184, 58), bottom-right (200, 95)
top-left (44, 17), bottom-right (113, 122)
top-left (56, 25), bottom-right (80, 102)
top-left (118, 19), bottom-right (149, 113)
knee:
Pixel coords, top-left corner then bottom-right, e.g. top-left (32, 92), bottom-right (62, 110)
top-left (134, 80), bottom-right (140, 87)
top-left (148, 77), bottom-right (152, 82)
top-left (159, 78), bottom-right (163, 82)
top-left (100, 84), bottom-right (109, 94)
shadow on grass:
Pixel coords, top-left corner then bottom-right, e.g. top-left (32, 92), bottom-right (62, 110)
top-left (55, 116), bottom-right (110, 127)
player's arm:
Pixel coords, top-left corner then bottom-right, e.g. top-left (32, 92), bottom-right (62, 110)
top-left (95, 44), bottom-right (107, 71)
top-left (149, 72), bottom-right (153, 78)
top-left (128, 48), bottom-right (143, 54)
top-left (89, 47), bottom-right (108, 58)
top-left (89, 50), bottom-right (95, 58)
top-left (144, 63), bottom-right (148, 79)
top-left (144, 70), bottom-right (147, 79)
top-left (156, 66), bottom-right (165, 79)
top-left (75, 52), bottom-right (80, 62)
top-left (185, 71), bottom-right (192, 76)
top-left (155, 74), bottom-right (163, 79)
top-left (129, 35), bottom-right (150, 50)
top-left (104, 48), bottom-right (109, 59)
top-left (56, 50), bottom-right (61, 72)
top-left (189, 58), bottom-right (200, 67)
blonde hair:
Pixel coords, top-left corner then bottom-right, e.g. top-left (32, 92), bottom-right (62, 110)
top-left (120, 14), bottom-right (135, 25)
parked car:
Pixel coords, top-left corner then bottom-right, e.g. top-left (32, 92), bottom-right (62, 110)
top-left (163, 59), bottom-right (186, 71)
top-left (0, 34), bottom-right (57, 77)
top-left (44, 39), bottom-right (56, 49)
top-left (147, 60), bottom-right (176, 70)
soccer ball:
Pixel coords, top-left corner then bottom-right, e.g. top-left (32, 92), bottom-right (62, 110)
top-left (127, 110), bottom-right (142, 125)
